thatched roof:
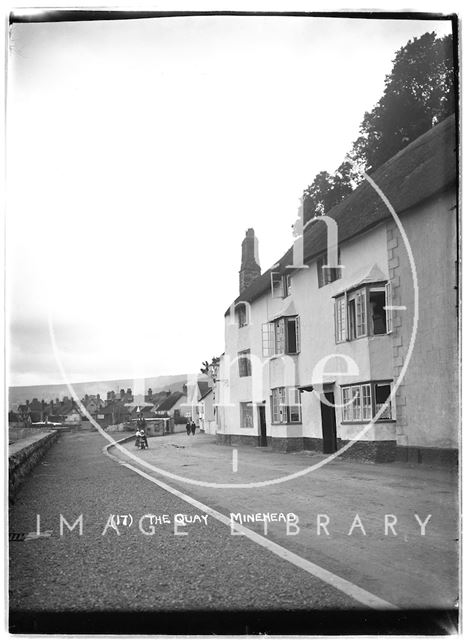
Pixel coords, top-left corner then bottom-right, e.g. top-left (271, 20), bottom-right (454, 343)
top-left (227, 114), bottom-right (456, 311)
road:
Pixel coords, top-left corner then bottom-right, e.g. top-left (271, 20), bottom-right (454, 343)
top-left (9, 431), bottom-right (458, 634)
top-left (115, 432), bottom-right (458, 610)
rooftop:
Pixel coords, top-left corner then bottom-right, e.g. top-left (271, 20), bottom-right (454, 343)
top-left (227, 115), bottom-right (456, 310)
top-left (156, 391), bottom-right (185, 412)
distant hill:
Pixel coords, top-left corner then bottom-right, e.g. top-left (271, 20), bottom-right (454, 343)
top-left (8, 374), bottom-right (194, 409)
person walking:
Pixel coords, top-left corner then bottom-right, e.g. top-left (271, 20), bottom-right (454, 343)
top-left (191, 420), bottom-right (197, 436)
top-left (186, 420), bottom-right (191, 436)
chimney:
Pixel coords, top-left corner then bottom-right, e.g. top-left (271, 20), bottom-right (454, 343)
top-left (239, 228), bottom-right (261, 294)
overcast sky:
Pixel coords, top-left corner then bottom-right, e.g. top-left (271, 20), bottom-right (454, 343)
top-left (7, 13), bottom-right (452, 386)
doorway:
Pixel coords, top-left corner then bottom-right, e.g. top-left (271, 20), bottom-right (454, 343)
top-left (258, 405), bottom-right (267, 447)
top-left (320, 391), bottom-right (337, 453)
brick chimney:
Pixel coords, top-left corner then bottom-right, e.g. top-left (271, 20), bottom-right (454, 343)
top-left (239, 228), bottom-right (261, 294)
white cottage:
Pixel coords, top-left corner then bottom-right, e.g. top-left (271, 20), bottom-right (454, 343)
top-left (218, 115), bottom-right (457, 463)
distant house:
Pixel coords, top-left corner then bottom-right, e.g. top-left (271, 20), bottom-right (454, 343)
top-left (156, 391), bottom-right (188, 419)
top-left (97, 401), bottom-right (130, 427)
top-left (62, 405), bottom-right (82, 426)
top-left (124, 404), bottom-right (156, 422)
top-left (150, 391), bottom-right (170, 410)
top-left (82, 395), bottom-right (104, 417)
top-left (184, 379), bottom-right (215, 430)
top-left (118, 388), bottom-right (134, 403)
top-left (197, 384), bottom-right (217, 435)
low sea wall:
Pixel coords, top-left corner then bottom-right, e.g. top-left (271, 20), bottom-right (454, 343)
top-left (9, 431), bottom-right (60, 501)
top-left (9, 427), bottom-right (52, 444)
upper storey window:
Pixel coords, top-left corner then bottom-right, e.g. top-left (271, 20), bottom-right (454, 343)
top-left (236, 303), bottom-right (248, 328)
top-left (262, 316), bottom-right (300, 357)
top-left (334, 283), bottom-right (392, 343)
top-left (317, 250), bottom-right (342, 288)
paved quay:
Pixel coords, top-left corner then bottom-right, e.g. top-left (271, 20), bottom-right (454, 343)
top-left (9, 430), bottom-right (458, 634)
top-left (9, 431), bottom-right (358, 634)
top-left (118, 431), bottom-right (459, 611)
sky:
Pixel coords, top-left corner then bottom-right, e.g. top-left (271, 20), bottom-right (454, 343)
top-left (7, 12), bottom-right (453, 386)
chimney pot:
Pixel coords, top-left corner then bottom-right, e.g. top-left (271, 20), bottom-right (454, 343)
top-left (239, 228), bottom-right (261, 294)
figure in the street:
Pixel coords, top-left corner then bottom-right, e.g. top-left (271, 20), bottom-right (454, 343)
top-left (139, 428), bottom-right (148, 449)
top-left (136, 413), bottom-right (148, 448)
top-left (191, 420), bottom-right (197, 436)
top-left (186, 420), bottom-right (191, 436)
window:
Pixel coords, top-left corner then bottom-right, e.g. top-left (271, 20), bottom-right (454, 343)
top-left (240, 402), bottom-right (254, 428)
top-left (342, 387), bottom-right (351, 422)
top-left (362, 384), bottom-right (372, 420)
top-left (369, 289), bottom-right (387, 335)
top-left (271, 272), bottom-right (284, 298)
top-left (271, 387), bottom-right (302, 424)
top-left (335, 283), bottom-right (392, 343)
top-left (287, 387), bottom-right (302, 423)
top-left (341, 382), bottom-right (393, 422)
top-left (238, 350), bottom-right (252, 377)
top-left (374, 383), bottom-right (392, 420)
top-left (236, 304), bottom-right (248, 328)
top-left (317, 251), bottom-right (342, 288)
top-left (284, 274), bottom-right (293, 297)
top-left (272, 273), bottom-right (293, 298)
top-left (262, 316), bottom-right (300, 357)
top-left (352, 289), bottom-right (367, 338)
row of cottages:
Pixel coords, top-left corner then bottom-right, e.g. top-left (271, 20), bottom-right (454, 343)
top-left (215, 115), bottom-right (458, 464)
top-left (96, 391), bottom-right (189, 428)
top-left (185, 379), bottom-right (217, 433)
top-left (14, 397), bottom-right (82, 426)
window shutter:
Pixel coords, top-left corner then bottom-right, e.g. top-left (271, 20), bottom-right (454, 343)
top-left (385, 282), bottom-right (393, 334)
top-left (271, 272), bottom-right (283, 298)
top-left (262, 322), bottom-right (275, 357)
top-left (275, 319), bottom-right (285, 354)
top-left (335, 297), bottom-right (347, 343)
top-left (295, 316), bottom-right (301, 353)
top-left (355, 289), bottom-right (367, 337)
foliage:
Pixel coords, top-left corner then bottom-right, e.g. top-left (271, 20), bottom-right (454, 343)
top-left (301, 31), bottom-right (455, 223)
top-left (357, 32), bottom-right (455, 172)
top-left (200, 356), bottom-right (220, 377)
top-left (303, 163), bottom-right (354, 221)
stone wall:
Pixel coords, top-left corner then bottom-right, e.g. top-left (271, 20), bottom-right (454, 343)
top-left (9, 431), bottom-right (60, 502)
top-left (9, 427), bottom-right (51, 444)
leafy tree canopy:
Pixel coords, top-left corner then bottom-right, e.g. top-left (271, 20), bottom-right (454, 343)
top-left (302, 31), bottom-right (455, 223)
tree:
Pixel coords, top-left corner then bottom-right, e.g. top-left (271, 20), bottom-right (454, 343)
top-left (301, 31), bottom-right (455, 220)
top-left (302, 164), bottom-right (354, 224)
top-left (200, 356), bottom-right (220, 380)
top-left (354, 32), bottom-right (455, 172)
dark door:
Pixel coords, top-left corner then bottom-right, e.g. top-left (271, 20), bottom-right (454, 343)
top-left (258, 405), bottom-right (267, 447)
top-left (320, 391), bottom-right (337, 453)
